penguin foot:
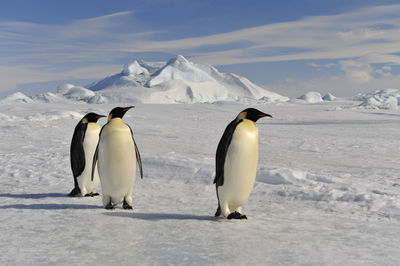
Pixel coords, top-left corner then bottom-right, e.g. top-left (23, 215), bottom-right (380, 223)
top-left (68, 187), bottom-right (81, 197)
top-left (227, 212), bottom-right (247, 220)
top-left (123, 200), bottom-right (133, 210)
top-left (105, 202), bottom-right (115, 210)
top-left (215, 206), bottom-right (221, 217)
top-left (84, 192), bottom-right (99, 197)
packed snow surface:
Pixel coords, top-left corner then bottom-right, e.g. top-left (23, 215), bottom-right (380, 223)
top-left (0, 99), bottom-right (399, 265)
top-left (357, 88), bottom-right (400, 110)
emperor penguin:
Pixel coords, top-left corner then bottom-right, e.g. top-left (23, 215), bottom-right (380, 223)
top-left (214, 108), bottom-right (272, 219)
top-left (69, 112), bottom-right (105, 197)
top-left (92, 106), bottom-right (143, 210)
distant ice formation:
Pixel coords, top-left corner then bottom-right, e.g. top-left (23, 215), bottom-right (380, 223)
top-left (322, 93), bottom-right (336, 101)
top-left (0, 92), bottom-right (33, 103)
top-left (297, 91), bottom-right (324, 103)
top-left (357, 88), bottom-right (400, 110)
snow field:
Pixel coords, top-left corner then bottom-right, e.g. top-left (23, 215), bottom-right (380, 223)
top-left (0, 101), bottom-right (399, 265)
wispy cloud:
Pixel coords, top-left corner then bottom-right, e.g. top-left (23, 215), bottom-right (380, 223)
top-left (339, 59), bottom-right (374, 83)
top-left (0, 11), bottom-right (156, 66)
top-left (0, 10), bottom-right (158, 90)
top-left (3, 4), bottom-right (400, 66)
top-left (118, 4), bottom-right (400, 67)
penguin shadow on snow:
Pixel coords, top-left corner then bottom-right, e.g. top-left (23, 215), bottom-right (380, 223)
top-left (0, 192), bottom-right (102, 210)
top-left (0, 203), bottom-right (102, 210)
top-left (0, 192), bottom-right (66, 199)
top-left (104, 211), bottom-right (218, 222)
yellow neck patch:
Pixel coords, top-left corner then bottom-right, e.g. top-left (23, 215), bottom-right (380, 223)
top-left (238, 111), bottom-right (247, 120)
top-left (82, 117), bottom-right (88, 124)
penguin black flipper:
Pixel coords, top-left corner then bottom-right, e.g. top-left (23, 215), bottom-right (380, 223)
top-left (69, 122), bottom-right (87, 196)
top-left (129, 126), bottom-right (143, 179)
top-left (91, 124), bottom-right (105, 181)
top-left (91, 143), bottom-right (99, 182)
top-left (213, 118), bottom-right (243, 187)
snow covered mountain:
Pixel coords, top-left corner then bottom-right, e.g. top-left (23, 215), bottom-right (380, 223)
top-left (2, 55), bottom-right (290, 105)
top-left (85, 55), bottom-right (289, 104)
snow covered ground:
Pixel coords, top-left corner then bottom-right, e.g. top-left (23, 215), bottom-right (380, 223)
top-left (1, 99), bottom-right (399, 265)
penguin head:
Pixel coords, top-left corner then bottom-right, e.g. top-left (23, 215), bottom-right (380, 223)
top-left (82, 113), bottom-right (105, 123)
top-left (239, 108), bottom-right (272, 122)
top-left (108, 106), bottom-right (134, 121)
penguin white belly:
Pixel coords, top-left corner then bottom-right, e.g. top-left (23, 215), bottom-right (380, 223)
top-left (218, 120), bottom-right (258, 216)
top-left (98, 119), bottom-right (137, 205)
top-left (77, 123), bottom-right (100, 195)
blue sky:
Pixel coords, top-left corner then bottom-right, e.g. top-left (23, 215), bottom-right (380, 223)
top-left (1, 0), bottom-right (400, 97)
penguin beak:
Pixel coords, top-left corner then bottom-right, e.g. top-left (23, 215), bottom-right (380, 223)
top-left (123, 106), bottom-right (135, 112)
top-left (258, 112), bottom-right (272, 118)
top-left (96, 115), bottom-right (106, 119)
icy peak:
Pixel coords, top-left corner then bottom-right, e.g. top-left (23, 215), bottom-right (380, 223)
top-left (166, 54), bottom-right (190, 67)
top-left (160, 55), bottom-right (198, 74)
top-left (147, 55), bottom-right (212, 87)
top-left (122, 60), bottom-right (150, 76)
top-left (57, 84), bottom-right (75, 94)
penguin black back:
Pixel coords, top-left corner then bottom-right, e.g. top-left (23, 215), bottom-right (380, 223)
top-left (70, 122), bottom-right (87, 179)
top-left (214, 118), bottom-right (242, 187)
